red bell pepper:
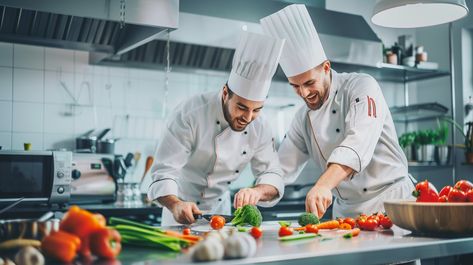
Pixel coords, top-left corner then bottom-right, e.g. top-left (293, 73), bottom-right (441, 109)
top-left (412, 180), bottom-right (439, 202)
top-left (42, 232), bottom-right (80, 263)
top-left (90, 228), bottom-right (122, 259)
top-left (439, 186), bottom-right (453, 197)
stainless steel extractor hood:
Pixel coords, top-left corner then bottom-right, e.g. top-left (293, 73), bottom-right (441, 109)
top-left (0, 0), bottom-right (178, 55)
top-left (94, 0), bottom-right (383, 81)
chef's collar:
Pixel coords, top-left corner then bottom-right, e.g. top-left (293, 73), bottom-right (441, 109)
top-left (216, 89), bottom-right (230, 130)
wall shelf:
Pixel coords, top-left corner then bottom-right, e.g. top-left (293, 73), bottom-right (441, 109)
top-left (390, 102), bottom-right (449, 122)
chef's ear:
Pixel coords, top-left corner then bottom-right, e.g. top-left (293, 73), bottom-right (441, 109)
top-left (322, 60), bottom-right (331, 74)
top-left (222, 84), bottom-right (229, 101)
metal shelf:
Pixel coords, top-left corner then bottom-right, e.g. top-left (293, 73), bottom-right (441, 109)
top-left (408, 161), bottom-right (453, 167)
top-left (390, 102), bottom-right (449, 122)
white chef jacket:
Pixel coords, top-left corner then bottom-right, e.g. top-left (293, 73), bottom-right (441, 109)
top-left (148, 90), bottom-right (285, 225)
top-left (278, 70), bottom-right (414, 217)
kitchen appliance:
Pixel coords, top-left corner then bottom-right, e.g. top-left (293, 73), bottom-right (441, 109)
top-left (71, 153), bottom-right (116, 204)
top-left (0, 150), bottom-right (72, 205)
top-left (76, 128), bottom-right (114, 154)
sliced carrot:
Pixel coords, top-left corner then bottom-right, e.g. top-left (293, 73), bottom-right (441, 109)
top-left (164, 230), bottom-right (202, 242)
top-left (294, 227), bottom-right (306, 231)
top-left (339, 223), bottom-right (352, 230)
top-left (351, 228), bottom-right (361, 237)
top-left (316, 220), bottom-right (340, 230)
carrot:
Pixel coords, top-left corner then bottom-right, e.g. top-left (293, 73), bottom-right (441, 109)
top-left (343, 228), bottom-right (361, 239)
top-left (316, 220), bottom-right (340, 230)
top-left (164, 230), bottom-right (202, 242)
top-left (294, 227), bottom-right (306, 231)
top-left (339, 223), bottom-right (352, 230)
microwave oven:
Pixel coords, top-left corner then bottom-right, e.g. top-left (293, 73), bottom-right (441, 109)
top-left (0, 150), bottom-right (72, 205)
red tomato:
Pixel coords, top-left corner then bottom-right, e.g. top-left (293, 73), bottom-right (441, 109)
top-left (412, 180), bottom-right (439, 202)
top-left (448, 189), bottom-right (467, 202)
top-left (467, 189), bottom-right (473, 202)
top-left (438, 195), bottom-right (448, 202)
top-left (454, 180), bottom-right (473, 193)
top-left (343, 218), bottom-right (356, 229)
top-left (182, 228), bottom-right (191, 235)
top-left (210, 215), bottom-right (226, 230)
top-left (89, 228), bottom-right (122, 259)
top-left (305, 224), bottom-right (319, 234)
top-left (379, 216), bottom-right (393, 229)
top-left (278, 226), bottom-right (293, 237)
top-left (360, 219), bottom-right (378, 231)
top-left (250, 227), bottom-right (263, 239)
top-left (439, 186), bottom-right (453, 197)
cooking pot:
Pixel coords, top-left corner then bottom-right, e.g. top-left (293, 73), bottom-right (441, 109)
top-left (0, 218), bottom-right (59, 241)
top-left (282, 184), bottom-right (313, 200)
top-left (97, 138), bottom-right (119, 154)
top-left (76, 129), bottom-right (97, 153)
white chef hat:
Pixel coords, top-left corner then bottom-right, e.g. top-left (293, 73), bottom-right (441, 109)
top-left (228, 31), bottom-right (285, 101)
top-left (260, 4), bottom-right (327, 78)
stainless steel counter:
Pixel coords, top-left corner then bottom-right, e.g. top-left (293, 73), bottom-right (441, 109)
top-left (115, 222), bottom-right (473, 265)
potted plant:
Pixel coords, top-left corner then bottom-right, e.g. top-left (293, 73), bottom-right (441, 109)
top-left (414, 129), bottom-right (437, 163)
top-left (433, 121), bottom-right (450, 165)
top-left (398, 132), bottom-right (416, 161)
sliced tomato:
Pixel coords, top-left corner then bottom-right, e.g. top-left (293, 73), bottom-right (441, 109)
top-left (278, 226), bottom-right (293, 237)
top-left (250, 227), bottom-right (263, 239)
top-left (305, 224), bottom-right (319, 234)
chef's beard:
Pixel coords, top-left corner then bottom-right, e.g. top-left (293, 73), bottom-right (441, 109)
top-left (305, 74), bottom-right (331, 111)
top-left (223, 100), bottom-right (248, 132)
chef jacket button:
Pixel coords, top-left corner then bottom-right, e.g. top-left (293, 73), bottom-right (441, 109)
top-left (244, 131), bottom-right (248, 135)
top-left (336, 128), bottom-right (340, 133)
top-left (227, 181), bottom-right (231, 184)
top-left (235, 170), bottom-right (239, 173)
top-left (363, 188), bottom-right (367, 192)
top-left (218, 198), bottom-right (222, 202)
top-left (196, 201), bottom-right (200, 205)
top-left (355, 98), bottom-right (360, 103)
top-left (216, 120), bottom-right (220, 125)
top-left (242, 151), bottom-right (247, 155)
top-left (332, 110), bottom-right (336, 114)
top-left (335, 91), bottom-right (338, 95)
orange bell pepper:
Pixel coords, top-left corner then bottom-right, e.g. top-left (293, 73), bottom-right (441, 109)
top-left (42, 232), bottom-right (80, 263)
top-left (60, 206), bottom-right (104, 238)
top-left (50, 230), bottom-right (81, 249)
top-left (90, 228), bottom-right (122, 259)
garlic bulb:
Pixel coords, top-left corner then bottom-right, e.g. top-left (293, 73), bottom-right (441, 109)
top-left (191, 236), bottom-right (224, 262)
top-left (223, 231), bottom-right (256, 259)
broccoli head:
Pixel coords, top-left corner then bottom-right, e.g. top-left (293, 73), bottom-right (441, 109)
top-left (231, 205), bottom-right (263, 227)
top-left (298, 212), bottom-right (319, 226)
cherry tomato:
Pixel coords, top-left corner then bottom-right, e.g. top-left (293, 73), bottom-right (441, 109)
top-left (438, 195), bottom-right (448, 202)
top-left (412, 180), bottom-right (439, 202)
top-left (368, 214), bottom-right (380, 223)
top-left (305, 224), bottom-right (319, 234)
top-left (360, 219), bottom-right (378, 231)
top-left (343, 218), bottom-right (356, 229)
top-left (454, 180), bottom-right (473, 193)
top-left (467, 189), bottom-right (473, 202)
top-left (182, 228), bottom-right (191, 235)
top-left (278, 226), bottom-right (293, 237)
top-left (448, 189), bottom-right (467, 202)
top-left (250, 227), bottom-right (263, 239)
top-left (210, 215), bottom-right (226, 230)
top-left (379, 216), bottom-right (393, 229)
top-left (339, 223), bottom-right (352, 230)
top-left (439, 186), bottom-right (453, 197)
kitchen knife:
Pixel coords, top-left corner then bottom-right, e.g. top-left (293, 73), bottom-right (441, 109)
top-left (193, 214), bottom-right (233, 223)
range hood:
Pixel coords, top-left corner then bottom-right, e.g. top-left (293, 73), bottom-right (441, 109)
top-left (0, 0), bottom-right (178, 55)
top-left (94, 0), bottom-right (383, 81)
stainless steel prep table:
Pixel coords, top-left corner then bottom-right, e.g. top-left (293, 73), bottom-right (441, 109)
top-left (115, 222), bottom-right (473, 265)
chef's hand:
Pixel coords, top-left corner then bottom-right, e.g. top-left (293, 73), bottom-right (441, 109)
top-left (233, 188), bottom-right (262, 209)
top-left (158, 195), bottom-right (202, 224)
top-left (305, 185), bottom-right (333, 218)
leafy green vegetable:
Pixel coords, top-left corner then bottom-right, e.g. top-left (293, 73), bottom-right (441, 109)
top-left (298, 213), bottom-right (320, 226)
top-left (231, 205), bottom-right (263, 227)
top-left (278, 221), bottom-right (292, 227)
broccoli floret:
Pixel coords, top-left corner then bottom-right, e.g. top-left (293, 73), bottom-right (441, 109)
top-left (231, 205), bottom-right (263, 227)
top-left (298, 213), bottom-right (319, 226)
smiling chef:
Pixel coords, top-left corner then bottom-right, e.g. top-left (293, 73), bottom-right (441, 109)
top-left (147, 30), bottom-right (286, 226)
top-left (260, 4), bottom-right (415, 218)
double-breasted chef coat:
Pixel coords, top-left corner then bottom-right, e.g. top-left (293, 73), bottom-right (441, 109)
top-left (148, 90), bottom-right (285, 226)
top-left (278, 70), bottom-right (415, 218)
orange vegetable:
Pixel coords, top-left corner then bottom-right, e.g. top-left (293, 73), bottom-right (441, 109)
top-left (343, 228), bottom-right (361, 239)
top-left (339, 223), bottom-right (352, 230)
top-left (164, 230), bottom-right (202, 242)
top-left (182, 228), bottom-right (191, 235)
top-left (305, 224), bottom-right (319, 234)
top-left (90, 228), bottom-right (122, 259)
top-left (294, 227), bottom-right (306, 231)
top-left (50, 231), bottom-right (81, 249)
top-left (210, 215), bottom-right (225, 230)
top-left (316, 220), bottom-right (340, 230)
top-left (42, 233), bottom-right (79, 263)
top-left (60, 206), bottom-right (104, 238)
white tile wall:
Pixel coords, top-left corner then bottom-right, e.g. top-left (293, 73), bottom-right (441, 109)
top-left (0, 132), bottom-right (11, 150)
top-left (43, 133), bottom-right (75, 151)
top-left (12, 102), bottom-right (43, 133)
top-left (0, 101), bottom-right (12, 131)
top-left (0, 67), bottom-right (13, 100)
top-left (13, 69), bottom-right (44, 102)
top-left (45, 47), bottom-right (74, 72)
top-left (12, 132), bottom-right (43, 150)
top-left (74, 51), bottom-right (94, 74)
top-left (43, 104), bottom-right (74, 134)
top-left (44, 70), bottom-right (75, 104)
top-left (0, 42), bottom-right (13, 67)
top-left (13, 44), bottom-right (44, 69)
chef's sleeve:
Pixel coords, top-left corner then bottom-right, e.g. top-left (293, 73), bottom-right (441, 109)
top-left (277, 110), bottom-right (310, 184)
top-left (251, 120), bottom-right (285, 207)
top-left (327, 75), bottom-right (386, 174)
top-left (147, 110), bottom-right (194, 207)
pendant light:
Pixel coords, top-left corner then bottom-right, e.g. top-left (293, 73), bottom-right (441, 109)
top-left (371, 0), bottom-right (469, 28)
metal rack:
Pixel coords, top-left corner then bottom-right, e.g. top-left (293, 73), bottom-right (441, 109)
top-left (390, 102), bottom-right (449, 122)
